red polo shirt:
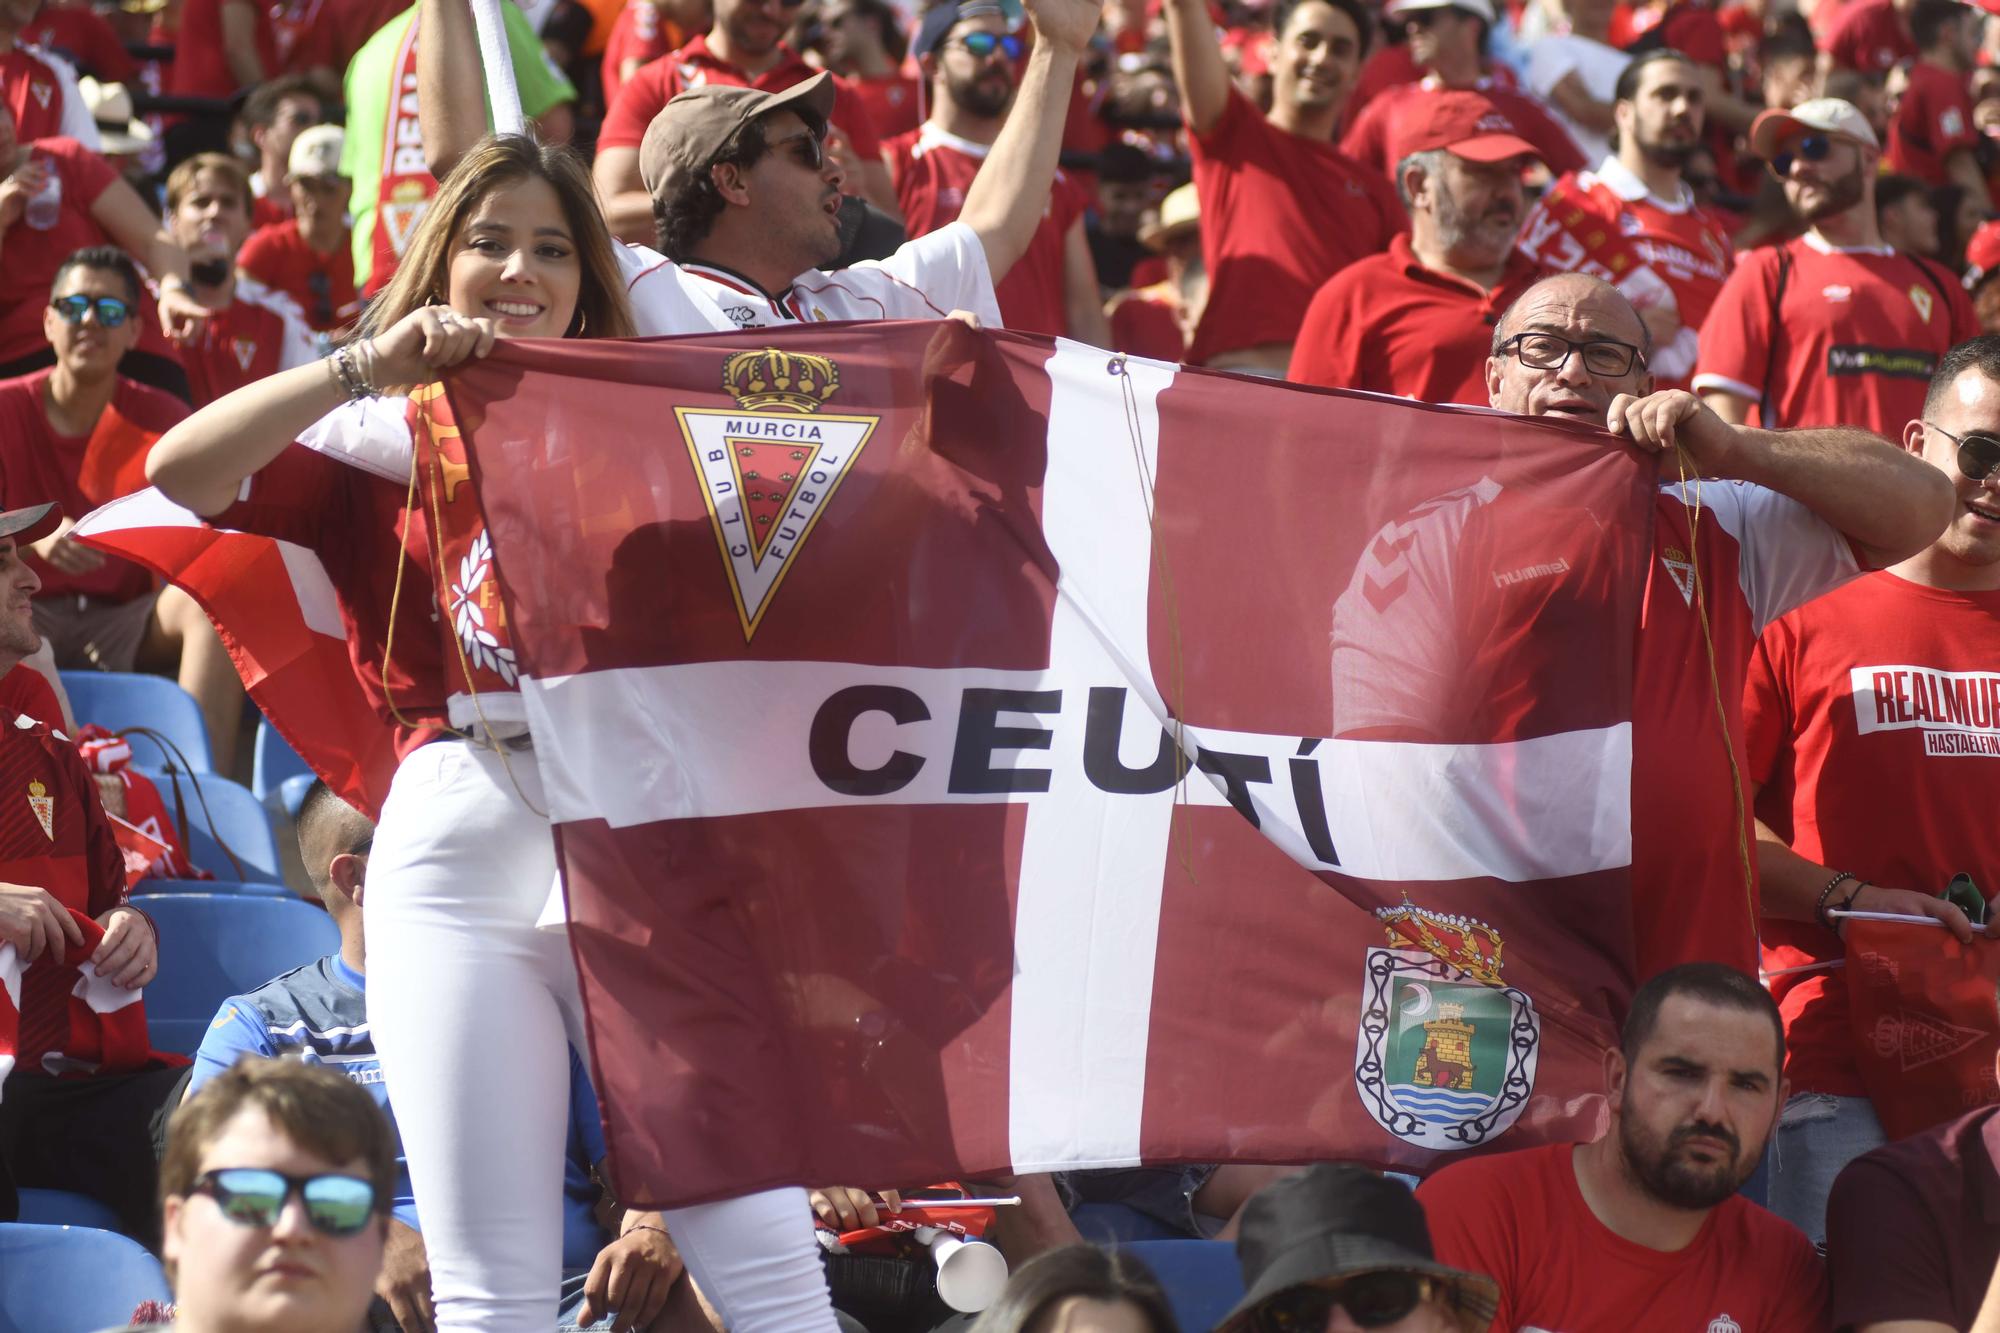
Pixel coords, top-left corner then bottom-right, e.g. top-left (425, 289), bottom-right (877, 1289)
top-left (1288, 234), bottom-right (1543, 404)
top-left (597, 34), bottom-right (882, 163)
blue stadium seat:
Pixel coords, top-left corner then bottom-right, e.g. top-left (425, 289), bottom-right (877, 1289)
top-left (0, 1224), bottom-right (171, 1332)
top-left (1115, 1240), bottom-right (1244, 1332)
top-left (135, 769), bottom-right (284, 884)
top-left (12, 1190), bottom-right (122, 1230)
top-left (251, 717), bottom-right (315, 816)
top-left (142, 893), bottom-right (339, 1055)
top-left (133, 877), bottom-right (296, 899)
top-left (1071, 1202), bottom-right (1186, 1243)
top-left (59, 671), bottom-right (213, 772)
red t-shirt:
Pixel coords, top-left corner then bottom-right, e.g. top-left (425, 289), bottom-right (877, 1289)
top-left (278, 0), bottom-right (406, 74)
top-left (0, 665), bottom-right (64, 734)
top-left (19, 7), bottom-right (139, 81)
top-left (215, 404), bottom-right (451, 757)
top-left (239, 218), bottom-right (360, 332)
top-left (0, 45), bottom-right (79, 144)
top-left (178, 282), bottom-right (317, 407)
top-left (250, 192), bottom-right (292, 232)
top-left (1288, 235), bottom-right (1543, 404)
top-left (1827, 0), bottom-right (1915, 73)
top-left (0, 368), bottom-right (187, 602)
top-left (853, 72), bottom-right (922, 144)
top-left (885, 124), bottom-right (1089, 337)
top-left (0, 137), bottom-right (117, 366)
top-left (1693, 236), bottom-right (1977, 434)
top-left (165, 0), bottom-right (277, 96)
top-left (1419, 1143), bottom-right (1829, 1333)
top-left (1746, 573), bottom-right (2000, 1099)
top-left (598, 0), bottom-right (683, 111)
top-left (598, 35), bottom-right (882, 165)
top-left (1887, 60), bottom-right (1978, 186)
top-left (1339, 77), bottom-right (1586, 180)
top-left (1186, 87), bottom-right (1405, 364)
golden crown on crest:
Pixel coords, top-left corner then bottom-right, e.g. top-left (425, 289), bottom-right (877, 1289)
top-left (721, 348), bottom-right (842, 413)
top-left (1376, 898), bottom-right (1506, 987)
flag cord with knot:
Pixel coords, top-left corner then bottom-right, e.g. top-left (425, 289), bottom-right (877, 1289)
top-left (1110, 352), bottom-right (1196, 881)
top-left (1673, 442), bottom-right (1759, 950)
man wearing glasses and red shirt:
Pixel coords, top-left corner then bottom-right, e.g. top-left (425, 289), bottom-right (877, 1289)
top-left (592, 0), bottom-right (898, 246)
top-left (1695, 98), bottom-right (1977, 436)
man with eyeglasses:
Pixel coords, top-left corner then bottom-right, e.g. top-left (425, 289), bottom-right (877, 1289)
top-left (1291, 90), bottom-right (1546, 403)
top-left (187, 781), bottom-right (696, 1333)
top-left (1694, 97), bottom-right (1977, 437)
top-left (883, 0), bottom-right (1108, 342)
top-left (592, 0), bottom-right (899, 246)
top-left (1337, 0), bottom-right (1585, 181)
top-left (1421, 964), bottom-right (1828, 1332)
top-left (1737, 334), bottom-right (2000, 1252)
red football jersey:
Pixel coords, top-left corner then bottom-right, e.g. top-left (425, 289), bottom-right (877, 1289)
top-left (0, 44), bottom-right (81, 143)
top-left (1419, 1143), bottom-right (1829, 1333)
top-left (1186, 88), bottom-right (1406, 365)
top-left (1694, 236), bottom-right (1976, 433)
top-left (885, 124), bottom-right (1089, 337)
top-left (178, 282), bottom-right (318, 407)
top-left (598, 0), bottom-right (683, 111)
top-left (1748, 573), bottom-right (2000, 1099)
top-left (1827, 0), bottom-right (1915, 72)
top-left (18, 7), bottom-right (139, 81)
top-left (598, 35), bottom-right (882, 164)
top-left (1886, 61), bottom-right (1978, 186)
top-left (0, 136), bottom-right (117, 365)
top-left (239, 218), bottom-right (360, 332)
top-left (0, 665), bottom-right (65, 735)
top-left (852, 72), bottom-right (921, 143)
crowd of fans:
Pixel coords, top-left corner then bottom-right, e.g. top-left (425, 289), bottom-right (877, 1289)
top-left (6, 0), bottom-right (2000, 1324)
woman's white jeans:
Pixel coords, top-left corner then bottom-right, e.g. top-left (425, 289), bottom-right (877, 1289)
top-left (365, 738), bottom-right (841, 1331)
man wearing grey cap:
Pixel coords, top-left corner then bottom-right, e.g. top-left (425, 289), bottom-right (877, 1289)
top-left (418, 0), bottom-right (1101, 338)
top-left (1694, 97), bottom-right (1977, 438)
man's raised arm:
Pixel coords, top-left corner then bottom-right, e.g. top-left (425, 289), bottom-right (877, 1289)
top-left (958, 0), bottom-right (1102, 283)
top-left (417, 0), bottom-right (491, 180)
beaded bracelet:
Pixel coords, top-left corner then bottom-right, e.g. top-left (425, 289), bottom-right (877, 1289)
top-left (1815, 870), bottom-right (1859, 930)
top-left (330, 341), bottom-right (377, 400)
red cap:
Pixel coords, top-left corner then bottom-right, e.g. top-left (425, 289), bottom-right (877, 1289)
top-left (1389, 90), bottom-right (1542, 166)
top-left (1966, 219), bottom-right (2000, 293)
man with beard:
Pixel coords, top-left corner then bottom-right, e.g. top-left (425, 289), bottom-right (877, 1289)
top-left (1695, 98), bottom-right (1976, 435)
top-left (593, 0), bottom-right (898, 246)
top-left (1418, 964), bottom-right (1827, 1332)
top-left (1514, 50), bottom-right (1734, 390)
top-left (883, 0), bottom-right (1107, 341)
top-left (1290, 91), bottom-right (1544, 402)
top-left (1161, 0), bottom-right (1404, 373)
top-left (1338, 0), bottom-right (1584, 180)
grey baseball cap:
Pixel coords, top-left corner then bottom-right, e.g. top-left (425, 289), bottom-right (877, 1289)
top-left (638, 72), bottom-right (839, 195)
top-left (0, 503), bottom-right (61, 546)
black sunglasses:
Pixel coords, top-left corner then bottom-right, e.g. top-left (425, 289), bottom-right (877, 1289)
top-left (192, 1168), bottom-right (379, 1237)
top-left (952, 30), bottom-right (1024, 59)
top-left (49, 294), bottom-right (133, 328)
top-left (1928, 421), bottom-right (2000, 481)
top-left (1769, 132), bottom-right (1834, 179)
top-left (769, 130), bottom-right (826, 172)
top-left (1258, 1273), bottom-right (1433, 1331)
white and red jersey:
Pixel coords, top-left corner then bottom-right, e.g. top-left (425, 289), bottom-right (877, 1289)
top-left (1332, 472), bottom-right (1858, 978)
top-left (619, 220), bottom-right (1002, 335)
top-left (178, 277), bottom-right (318, 408)
top-left (1747, 573), bottom-right (2000, 1100)
top-left (0, 41), bottom-right (97, 148)
top-left (885, 124), bottom-right (1090, 338)
top-left (1514, 157), bottom-right (1735, 386)
top-left (1694, 233), bottom-right (1977, 433)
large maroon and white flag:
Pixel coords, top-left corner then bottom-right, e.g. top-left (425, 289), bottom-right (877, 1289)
top-left (449, 323), bottom-right (1654, 1208)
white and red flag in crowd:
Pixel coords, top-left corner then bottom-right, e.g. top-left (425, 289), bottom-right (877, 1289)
top-left (436, 322), bottom-right (1656, 1207)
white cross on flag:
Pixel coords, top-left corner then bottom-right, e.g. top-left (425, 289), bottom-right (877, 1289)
top-left (444, 324), bottom-right (1656, 1208)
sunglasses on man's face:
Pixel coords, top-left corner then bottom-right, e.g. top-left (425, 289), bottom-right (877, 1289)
top-left (769, 130), bottom-right (826, 172)
top-left (951, 30), bottom-right (1024, 59)
top-left (1258, 1272), bottom-right (1434, 1331)
top-left (1768, 132), bottom-right (1834, 179)
top-left (49, 294), bottom-right (133, 328)
top-left (1928, 421), bottom-right (2000, 481)
top-left (191, 1168), bottom-right (379, 1237)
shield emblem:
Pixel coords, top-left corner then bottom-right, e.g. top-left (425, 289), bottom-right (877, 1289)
top-left (1354, 947), bottom-right (1539, 1151)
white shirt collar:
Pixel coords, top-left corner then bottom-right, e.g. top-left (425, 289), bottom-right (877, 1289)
top-left (1590, 155), bottom-right (1695, 213)
top-left (1802, 229), bottom-right (1896, 257)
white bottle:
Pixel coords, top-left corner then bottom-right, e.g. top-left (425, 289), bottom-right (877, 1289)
top-left (22, 157), bottom-right (60, 230)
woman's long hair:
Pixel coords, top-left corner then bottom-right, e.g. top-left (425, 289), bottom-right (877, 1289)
top-left (363, 133), bottom-right (636, 341)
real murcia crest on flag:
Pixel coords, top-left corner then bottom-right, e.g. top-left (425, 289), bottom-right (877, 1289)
top-left (1911, 284), bottom-right (1936, 324)
top-left (1661, 545), bottom-right (1695, 605)
top-left (27, 780), bottom-right (53, 841)
top-left (679, 348), bottom-right (876, 640)
top-left (1355, 900), bottom-right (1539, 1151)
top-left (1871, 1006), bottom-right (1986, 1071)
